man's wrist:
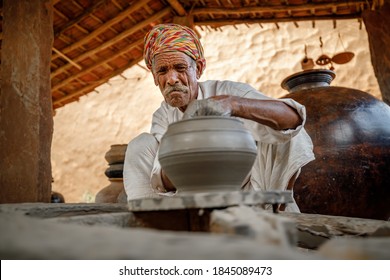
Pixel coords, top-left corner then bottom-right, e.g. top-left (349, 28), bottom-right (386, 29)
top-left (161, 169), bottom-right (176, 192)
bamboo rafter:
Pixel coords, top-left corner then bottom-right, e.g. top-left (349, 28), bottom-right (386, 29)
top-left (51, 7), bottom-right (171, 78)
top-left (54, 0), bottom-right (108, 37)
top-left (196, 14), bottom-right (359, 27)
top-left (52, 38), bottom-right (143, 91)
top-left (191, 1), bottom-right (370, 16)
top-left (166, 0), bottom-right (187, 16)
top-left (51, 0), bottom-right (153, 61)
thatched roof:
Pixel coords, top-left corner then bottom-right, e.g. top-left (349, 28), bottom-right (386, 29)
top-left (0, 0), bottom-right (385, 109)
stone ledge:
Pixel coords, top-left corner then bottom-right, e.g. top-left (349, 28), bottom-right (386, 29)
top-left (0, 211), bottom-right (317, 260)
top-left (128, 190), bottom-right (293, 211)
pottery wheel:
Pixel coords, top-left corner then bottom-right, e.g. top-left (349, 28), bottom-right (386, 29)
top-left (127, 190), bottom-right (293, 212)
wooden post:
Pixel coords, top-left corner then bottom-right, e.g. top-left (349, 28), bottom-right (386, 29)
top-left (0, 0), bottom-right (54, 202)
top-left (363, 2), bottom-right (390, 105)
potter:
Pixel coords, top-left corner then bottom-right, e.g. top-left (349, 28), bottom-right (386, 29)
top-left (123, 23), bottom-right (315, 212)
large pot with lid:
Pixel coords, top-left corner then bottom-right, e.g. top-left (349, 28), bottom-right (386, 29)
top-left (281, 69), bottom-right (390, 220)
top-left (158, 116), bottom-right (257, 195)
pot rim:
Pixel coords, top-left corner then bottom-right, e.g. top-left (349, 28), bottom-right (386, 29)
top-left (281, 69), bottom-right (336, 92)
top-left (170, 115), bottom-right (243, 125)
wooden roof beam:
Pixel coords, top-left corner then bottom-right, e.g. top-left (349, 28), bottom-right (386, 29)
top-left (192, 1), bottom-right (369, 15)
top-left (53, 57), bottom-right (143, 108)
top-left (166, 0), bottom-right (186, 16)
top-left (52, 38), bottom-right (143, 91)
top-left (54, 0), bottom-right (108, 38)
top-left (51, 7), bottom-right (171, 78)
top-left (52, 0), bottom-right (153, 61)
top-left (52, 47), bottom-right (82, 70)
top-left (195, 14), bottom-right (359, 27)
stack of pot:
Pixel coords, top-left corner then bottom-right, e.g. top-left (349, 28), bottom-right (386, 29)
top-left (95, 144), bottom-right (128, 203)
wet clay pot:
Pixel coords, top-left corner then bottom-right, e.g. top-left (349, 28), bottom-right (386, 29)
top-left (281, 69), bottom-right (390, 220)
top-left (159, 116), bottom-right (257, 194)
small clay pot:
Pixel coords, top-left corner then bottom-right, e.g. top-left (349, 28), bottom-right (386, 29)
top-left (159, 116), bottom-right (257, 194)
top-left (104, 144), bottom-right (127, 164)
top-left (51, 191), bottom-right (65, 203)
top-left (104, 163), bottom-right (124, 178)
top-left (95, 178), bottom-right (124, 203)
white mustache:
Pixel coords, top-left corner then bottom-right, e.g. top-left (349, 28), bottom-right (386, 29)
top-left (164, 85), bottom-right (189, 95)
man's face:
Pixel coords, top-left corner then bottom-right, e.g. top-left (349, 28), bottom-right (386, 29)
top-left (152, 51), bottom-right (202, 112)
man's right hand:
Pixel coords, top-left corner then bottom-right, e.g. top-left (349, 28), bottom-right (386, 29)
top-left (182, 98), bottom-right (232, 119)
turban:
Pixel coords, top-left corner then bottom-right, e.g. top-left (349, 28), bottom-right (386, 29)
top-left (144, 23), bottom-right (206, 75)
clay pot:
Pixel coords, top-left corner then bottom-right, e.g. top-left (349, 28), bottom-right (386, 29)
top-left (104, 163), bottom-right (124, 178)
top-left (95, 178), bottom-right (124, 203)
top-left (51, 191), bottom-right (65, 203)
top-left (301, 57), bottom-right (315, 70)
top-left (159, 116), bottom-right (257, 194)
top-left (281, 69), bottom-right (390, 220)
top-left (104, 144), bottom-right (127, 164)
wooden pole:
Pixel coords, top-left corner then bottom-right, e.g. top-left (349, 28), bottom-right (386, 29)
top-left (0, 0), bottom-right (54, 202)
top-left (363, 2), bottom-right (390, 105)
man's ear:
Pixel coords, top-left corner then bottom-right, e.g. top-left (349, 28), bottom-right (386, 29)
top-left (152, 71), bottom-right (159, 86)
top-left (195, 59), bottom-right (205, 79)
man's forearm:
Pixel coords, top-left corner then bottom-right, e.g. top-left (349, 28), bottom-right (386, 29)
top-left (232, 97), bottom-right (302, 130)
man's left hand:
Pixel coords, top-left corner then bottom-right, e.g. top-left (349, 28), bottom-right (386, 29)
top-left (182, 96), bottom-right (234, 119)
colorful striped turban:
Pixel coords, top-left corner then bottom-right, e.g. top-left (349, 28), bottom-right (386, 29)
top-left (144, 23), bottom-right (206, 75)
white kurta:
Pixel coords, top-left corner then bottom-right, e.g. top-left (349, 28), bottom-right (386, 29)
top-left (124, 80), bottom-right (315, 212)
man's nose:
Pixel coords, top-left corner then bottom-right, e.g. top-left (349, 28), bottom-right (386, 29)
top-left (166, 70), bottom-right (179, 86)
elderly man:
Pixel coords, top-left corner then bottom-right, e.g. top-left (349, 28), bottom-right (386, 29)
top-left (123, 23), bottom-right (314, 212)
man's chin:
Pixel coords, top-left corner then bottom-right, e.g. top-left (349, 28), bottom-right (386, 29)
top-left (168, 98), bottom-right (187, 109)
top-left (169, 102), bottom-right (186, 109)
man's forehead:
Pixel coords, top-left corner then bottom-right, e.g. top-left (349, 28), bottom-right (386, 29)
top-left (153, 51), bottom-right (192, 66)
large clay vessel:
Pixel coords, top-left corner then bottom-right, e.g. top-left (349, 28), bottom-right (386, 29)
top-left (159, 116), bottom-right (257, 194)
top-left (281, 69), bottom-right (390, 220)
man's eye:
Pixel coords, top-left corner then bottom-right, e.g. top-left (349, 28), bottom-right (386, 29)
top-left (176, 66), bottom-right (187, 72)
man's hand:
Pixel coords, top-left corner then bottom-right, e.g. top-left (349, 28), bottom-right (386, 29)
top-left (161, 169), bottom-right (176, 192)
top-left (182, 96), bottom-right (234, 119)
top-left (183, 95), bottom-right (302, 130)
